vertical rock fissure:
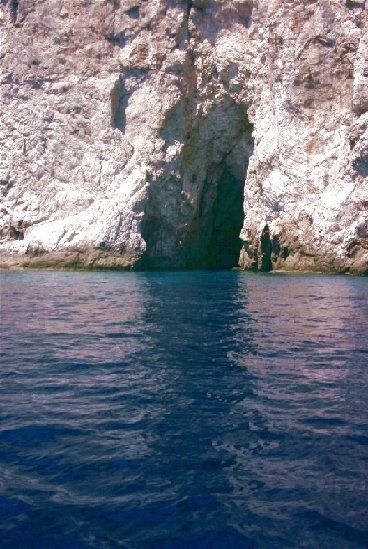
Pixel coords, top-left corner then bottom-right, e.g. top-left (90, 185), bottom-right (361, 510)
top-left (7, 0), bottom-right (18, 23)
top-left (111, 76), bottom-right (127, 132)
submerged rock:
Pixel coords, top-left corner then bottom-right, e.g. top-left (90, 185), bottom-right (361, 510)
top-left (0, 0), bottom-right (367, 273)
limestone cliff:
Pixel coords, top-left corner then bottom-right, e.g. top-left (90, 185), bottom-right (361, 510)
top-left (0, 0), bottom-right (367, 272)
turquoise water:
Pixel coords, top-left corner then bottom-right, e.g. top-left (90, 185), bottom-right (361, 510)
top-left (1, 271), bottom-right (368, 548)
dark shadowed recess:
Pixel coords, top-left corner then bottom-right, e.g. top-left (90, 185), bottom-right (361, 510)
top-left (110, 70), bottom-right (148, 132)
top-left (141, 108), bottom-right (254, 270)
top-left (141, 145), bottom-right (253, 271)
top-left (110, 76), bottom-right (127, 132)
top-left (353, 146), bottom-right (368, 177)
top-left (346, 0), bottom-right (366, 9)
top-left (1, 0), bottom-right (18, 23)
top-left (141, 84), bottom-right (254, 269)
top-left (184, 165), bottom-right (246, 269)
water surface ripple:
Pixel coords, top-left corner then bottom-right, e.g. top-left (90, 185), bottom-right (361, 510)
top-left (1, 271), bottom-right (368, 548)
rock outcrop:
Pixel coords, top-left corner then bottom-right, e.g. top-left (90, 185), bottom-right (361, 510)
top-left (0, 0), bottom-right (367, 272)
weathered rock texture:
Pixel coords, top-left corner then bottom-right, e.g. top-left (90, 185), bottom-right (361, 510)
top-left (0, 0), bottom-right (368, 272)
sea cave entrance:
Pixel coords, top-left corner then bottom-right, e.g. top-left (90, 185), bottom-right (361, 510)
top-left (141, 103), bottom-right (253, 270)
top-left (184, 164), bottom-right (246, 270)
top-left (141, 157), bottom-right (251, 271)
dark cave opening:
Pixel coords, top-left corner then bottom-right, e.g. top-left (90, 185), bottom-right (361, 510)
top-left (141, 103), bottom-right (253, 270)
top-left (207, 168), bottom-right (245, 269)
top-left (141, 162), bottom-right (248, 271)
top-left (185, 166), bottom-right (245, 269)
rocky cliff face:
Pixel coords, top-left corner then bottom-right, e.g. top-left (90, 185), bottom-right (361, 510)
top-left (0, 0), bottom-right (367, 272)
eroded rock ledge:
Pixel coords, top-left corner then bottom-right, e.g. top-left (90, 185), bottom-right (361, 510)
top-left (1, 0), bottom-right (368, 273)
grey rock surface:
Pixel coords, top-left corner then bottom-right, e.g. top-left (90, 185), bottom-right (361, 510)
top-left (0, 0), bottom-right (367, 272)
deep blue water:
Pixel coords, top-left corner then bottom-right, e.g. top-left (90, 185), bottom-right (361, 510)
top-left (1, 270), bottom-right (368, 549)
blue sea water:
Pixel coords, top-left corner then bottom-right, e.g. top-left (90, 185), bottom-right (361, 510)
top-left (0, 270), bottom-right (368, 549)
